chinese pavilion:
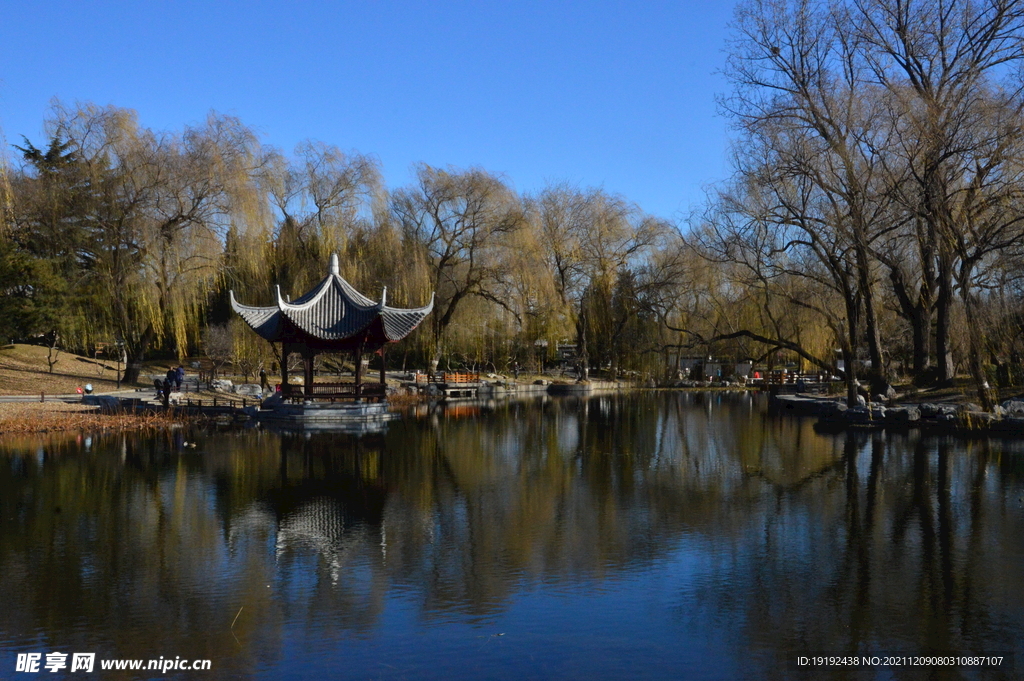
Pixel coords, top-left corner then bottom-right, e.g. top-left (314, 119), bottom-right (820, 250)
top-left (230, 254), bottom-right (433, 401)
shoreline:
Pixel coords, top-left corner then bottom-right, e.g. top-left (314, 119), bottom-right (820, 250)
top-left (0, 402), bottom-right (200, 435)
top-left (8, 388), bottom-right (1024, 440)
top-left (769, 393), bottom-right (1024, 438)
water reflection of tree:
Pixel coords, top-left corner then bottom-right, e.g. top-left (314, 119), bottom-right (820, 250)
top-left (0, 431), bottom-right (283, 677)
top-left (371, 392), bottom-right (847, 622)
top-left (677, 431), bottom-right (1024, 680)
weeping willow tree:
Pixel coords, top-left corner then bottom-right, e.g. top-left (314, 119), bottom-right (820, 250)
top-left (219, 139), bottom-right (399, 371)
top-left (38, 102), bottom-right (269, 383)
top-left (260, 140), bottom-right (382, 297)
top-left (684, 186), bottom-right (851, 380)
top-left (531, 184), bottom-right (662, 377)
top-left (491, 208), bottom-right (565, 367)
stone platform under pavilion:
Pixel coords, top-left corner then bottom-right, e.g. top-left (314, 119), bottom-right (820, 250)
top-left (255, 395), bottom-right (395, 431)
top-left (231, 254), bottom-right (432, 422)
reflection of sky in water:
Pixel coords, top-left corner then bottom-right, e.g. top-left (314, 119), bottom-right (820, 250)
top-left (1, 393), bottom-right (1023, 679)
top-left (260, 538), bottom-right (733, 681)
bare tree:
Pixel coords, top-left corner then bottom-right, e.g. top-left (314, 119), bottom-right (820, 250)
top-left (202, 324), bottom-right (233, 381)
top-left (391, 165), bottom-right (524, 368)
top-left (710, 0), bottom-right (1024, 407)
top-left (688, 177), bottom-right (859, 398)
top-left (723, 0), bottom-right (908, 392)
top-left (853, 0), bottom-right (1024, 407)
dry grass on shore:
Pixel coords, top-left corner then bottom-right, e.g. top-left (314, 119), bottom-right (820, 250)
top-left (0, 401), bottom-right (194, 435)
top-left (385, 391), bottom-right (430, 408)
top-left (0, 344), bottom-right (127, 395)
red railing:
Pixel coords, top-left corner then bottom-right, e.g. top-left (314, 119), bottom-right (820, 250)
top-left (429, 372), bottom-right (480, 384)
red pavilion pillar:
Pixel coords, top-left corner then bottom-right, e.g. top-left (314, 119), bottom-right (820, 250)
top-left (303, 349), bottom-right (315, 398)
top-left (281, 344), bottom-right (289, 392)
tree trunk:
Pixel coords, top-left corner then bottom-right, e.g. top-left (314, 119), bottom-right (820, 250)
top-left (46, 333), bottom-right (60, 374)
top-left (121, 325), bottom-right (156, 384)
top-left (864, 294), bottom-right (885, 383)
top-left (842, 292), bottom-right (861, 407)
top-left (842, 344), bottom-right (859, 408)
top-left (914, 218), bottom-right (937, 376)
top-left (961, 287), bottom-right (994, 411)
top-left (910, 303), bottom-right (931, 375)
top-left (934, 256), bottom-right (955, 385)
top-left (885, 250), bottom-right (933, 378)
top-left (855, 240), bottom-right (885, 384)
top-left (575, 309), bottom-right (589, 380)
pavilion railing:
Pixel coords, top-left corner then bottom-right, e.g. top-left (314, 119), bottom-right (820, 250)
top-left (278, 382), bottom-right (387, 401)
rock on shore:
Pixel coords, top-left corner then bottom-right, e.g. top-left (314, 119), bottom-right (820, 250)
top-left (769, 394), bottom-right (1024, 436)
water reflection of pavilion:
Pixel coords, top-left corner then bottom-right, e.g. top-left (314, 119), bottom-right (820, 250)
top-left (230, 434), bottom-right (389, 588)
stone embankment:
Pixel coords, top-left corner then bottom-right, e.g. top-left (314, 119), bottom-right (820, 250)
top-left (545, 379), bottom-right (631, 395)
top-left (411, 377), bottom-right (636, 398)
top-left (84, 391), bottom-right (255, 423)
top-left (770, 394), bottom-right (1024, 436)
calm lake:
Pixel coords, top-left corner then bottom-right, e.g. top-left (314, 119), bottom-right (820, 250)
top-left (1, 392), bottom-right (1023, 680)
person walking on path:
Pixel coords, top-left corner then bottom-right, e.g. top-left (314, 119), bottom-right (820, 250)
top-left (259, 368), bottom-right (270, 394)
top-left (175, 366), bottom-right (185, 390)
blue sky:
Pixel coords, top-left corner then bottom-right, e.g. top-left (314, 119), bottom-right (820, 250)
top-left (0, 1), bottom-right (736, 221)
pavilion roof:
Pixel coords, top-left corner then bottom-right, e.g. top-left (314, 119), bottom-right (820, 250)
top-left (230, 254), bottom-right (433, 347)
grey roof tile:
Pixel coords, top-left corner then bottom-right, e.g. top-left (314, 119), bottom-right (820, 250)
top-left (230, 255), bottom-right (432, 347)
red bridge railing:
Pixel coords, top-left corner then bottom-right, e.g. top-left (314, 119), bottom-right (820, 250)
top-left (428, 372), bottom-right (480, 384)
